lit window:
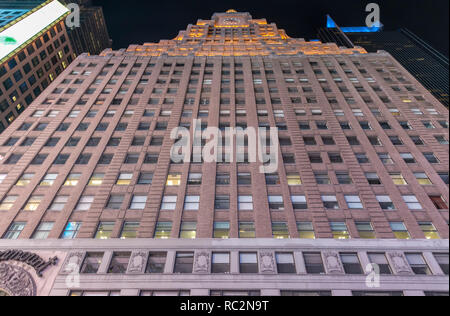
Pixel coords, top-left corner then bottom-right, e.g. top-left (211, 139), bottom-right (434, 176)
top-left (116, 173), bottom-right (133, 185)
top-left (287, 173), bottom-right (302, 185)
top-left (61, 222), bottom-right (82, 239)
top-left (16, 173), bottom-right (34, 186)
top-left (24, 195), bottom-right (43, 211)
top-left (120, 222), bottom-right (140, 239)
top-left (390, 222), bottom-right (410, 239)
top-left (331, 222), bottom-right (350, 239)
top-left (88, 173), bottom-right (104, 186)
top-left (272, 222), bottom-right (290, 239)
top-left (40, 173), bottom-right (58, 186)
top-left (419, 222), bottom-right (440, 240)
top-left (179, 222), bottom-right (197, 239)
top-left (239, 222), bottom-right (255, 238)
top-left (64, 173), bottom-right (81, 186)
top-left (0, 195), bottom-right (18, 211)
top-left (154, 222), bottom-right (172, 239)
top-left (356, 222), bottom-right (376, 239)
top-left (166, 173), bottom-right (182, 186)
top-left (297, 222), bottom-right (315, 239)
top-left (414, 173), bottom-right (432, 185)
top-left (390, 173), bottom-right (408, 185)
top-left (213, 222), bottom-right (230, 239)
top-left (95, 222), bottom-right (115, 239)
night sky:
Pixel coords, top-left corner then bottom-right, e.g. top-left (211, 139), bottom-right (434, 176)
top-left (92, 0), bottom-right (449, 57)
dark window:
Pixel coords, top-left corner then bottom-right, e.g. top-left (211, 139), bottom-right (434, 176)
top-left (173, 252), bottom-right (194, 274)
top-left (303, 253), bottom-right (325, 274)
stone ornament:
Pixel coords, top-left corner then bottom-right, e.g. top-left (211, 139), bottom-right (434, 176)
top-left (259, 251), bottom-right (276, 274)
top-left (193, 251), bottom-right (210, 273)
top-left (323, 251), bottom-right (345, 275)
top-left (61, 252), bottom-right (85, 275)
top-left (387, 252), bottom-right (414, 275)
top-left (127, 251), bottom-right (148, 274)
top-left (0, 263), bottom-right (37, 296)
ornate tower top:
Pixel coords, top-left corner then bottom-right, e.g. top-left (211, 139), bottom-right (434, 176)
top-left (105, 11), bottom-right (367, 57)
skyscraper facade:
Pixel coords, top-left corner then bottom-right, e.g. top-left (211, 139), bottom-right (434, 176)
top-left (0, 11), bottom-right (448, 296)
top-left (318, 16), bottom-right (449, 108)
top-left (0, 0), bottom-right (75, 133)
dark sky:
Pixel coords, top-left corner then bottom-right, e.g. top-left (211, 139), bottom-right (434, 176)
top-left (92, 0), bottom-right (449, 57)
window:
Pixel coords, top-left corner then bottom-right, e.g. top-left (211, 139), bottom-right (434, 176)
top-left (322, 195), bottom-right (339, 209)
top-left (95, 222), bottom-right (115, 239)
top-left (161, 196), bottom-right (177, 210)
top-left (108, 252), bottom-right (131, 274)
top-left (212, 253), bottom-right (230, 274)
top-left (287, 173), bottom-right (302, 185)
top-left (333, 172), bottom-right (351, 185)
top-left (378, 153), bottom-right (393, 164)
top-left (368, 253), bottom-right (392, 274)
top-left (297, 222), bottom-right (315, 239)
top-left (438, 173), bottom-right (449, 184)
top-left (356, 222), bottom-right (376, 239)
top-left (350, 154), bottom-right (366, 165)
top-left (434, 254), bottom-right (449, 275)
top-left (24, 195), bottom-right (43, 211)
top-left (290, 195), bottom-right (307, 210)
top-left (166, 173), bottom-right (181, 186)
top-left (81, 253), bottom-right (103, 274)
top-left (214, 222), bottom-right (230, 239)
top-left (154, 222), bottom-right (172, 239)
top-left (146, 253), bottom-right (166, 273)
top-left (187, 173), bottom-right (202, 185)
top-left (174, 252), bottom-right (194, 273)
top-left (61, 222), bottom-right (82, 239)
top-left (331, 222), bottom-right (350, 239)
top-left (75, 196), bottom-right (94, 211)
top-left (64, 173), bottom-right (81, 186)
top-left (138, 172), bottom-right (153, 185)
top-left (240, 253), bottom-right (258, 273)
top-left (303, 253), bottom-right (325, 274)
top-left (0, 174), bottom-right (7, 184)
top-left (430, 196), bottom-right (448, 209)
top-left (341, 253), bottom-right (363, 274)
top-left (414, 173), bottom-right (432, 185)
top-left (268, 195), bottom-right (284, 210)
top-left (402, 195), bottom-right (422, 210)
top-left (345, 196), bottom-right (363, 209)
top-left (32, 222), bottom-right (54, 239)
top-left (405, 253), bottom-right (431, 275)
top-left (415, 221), bottom-right (437, 242)
top-left (400, 153), bottom-right (415, 164)
top-left (422, 150), bottom-right (440, 163)
top-left (88, 173), bottom-right (104, 186)
top-left (3, 222), bottom-right (26, 239)
top-left (50, 196), bottom-right (69, 211)
top-left (184, 196), bottom-right (200, 211)
top-left (239, 222), bottom-right (255, 238)
top-left (117, 173), bottom-right (133, 185)
top-left (119, 222), bottom-right (140, 239)
top-left (314, 172), bottom-right (330, 185)
top-left (377, 196), bottom-right (395, 210)
top-left (16, 173), bottom-right (34, 186)
top-left (180, 222), bottom-right (197, 239)
top-left (238, 196), bottom-right (253, 211)
top-left (391, 173), bottom-right (408, 185)
top-left (272, 222), bottom-right (290, 239)
top-left (276, 253), bottom-right (296, 273)
top-left (0, 195), bottom-right (17, 211)
top-left (309, 153), bottom-right (323, 163)
top-left (216, 173), bottom-right (230, 185)
top-left (106, 195), bottom-right (124, 209)
top-left (129, 195), bottom-right (147, 210)
top-left (215, 195), bottom-right (230, 210)
top-left (390, 222), bottom-right (410, 239)
top-left (237, 173), bottom-right (252, 185)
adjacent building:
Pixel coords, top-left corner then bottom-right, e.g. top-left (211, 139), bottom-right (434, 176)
top-left (0, 10), bottom-right (448, 296)
top-left (62, 0), bottom-right (112, 56)
top-left (318, 16), bottom-right (449, 108)
top-left (0, 0), bottom-right (75, 132)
